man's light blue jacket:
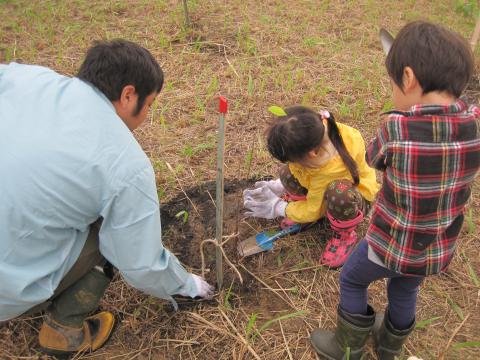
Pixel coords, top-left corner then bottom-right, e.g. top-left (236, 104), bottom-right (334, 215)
top-left (0, 63), bottom-right (196, 320)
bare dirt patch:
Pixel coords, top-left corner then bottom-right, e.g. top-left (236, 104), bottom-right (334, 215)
top-left (161, 178), bottom-right (334, 311)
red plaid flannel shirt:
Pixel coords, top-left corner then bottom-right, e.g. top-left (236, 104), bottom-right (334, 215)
top-left (365, 99), bottom-right (480, 276)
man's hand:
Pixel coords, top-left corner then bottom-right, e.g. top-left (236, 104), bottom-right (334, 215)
top-left (177, 274), bottom-right (214, 299)
top-left (190, 274), bottom-right (214, 299)
top-left (253, 178), bottom-right (285, 197)
top-left (243, 186), bottom-right (287, 219)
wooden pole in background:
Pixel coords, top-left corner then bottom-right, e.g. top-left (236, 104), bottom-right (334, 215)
top-left (471, 11), bottom-right (480, 50)
top-left (182, 0), bottom-right (190, 28)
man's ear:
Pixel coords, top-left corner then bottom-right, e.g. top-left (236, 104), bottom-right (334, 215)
top-left (118, 85), bottom-right (137, 108)
top-left (402, 66), bottom-right (419, 92)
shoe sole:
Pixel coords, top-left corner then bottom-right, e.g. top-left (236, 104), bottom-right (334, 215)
top-left (309, 338), bottom-right (338, 360)
top-left (319, 262), bottom-right (344, 270)
top-left (39, 345), bottom-right (89, 358)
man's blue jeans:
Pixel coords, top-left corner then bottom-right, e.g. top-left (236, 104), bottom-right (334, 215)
top-left (339, 240), bottom-right (424, 330)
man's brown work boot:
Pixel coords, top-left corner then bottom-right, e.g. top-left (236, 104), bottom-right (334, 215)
top-left (39, 311), bottom-right (114, 355)
top-left (38, 267), bottom-right (114, 355)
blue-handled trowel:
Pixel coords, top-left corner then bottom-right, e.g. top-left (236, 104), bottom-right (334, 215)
top-left (237, 223), bottom-right (302, 257)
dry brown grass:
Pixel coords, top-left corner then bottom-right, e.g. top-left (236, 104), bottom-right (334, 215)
top-left (1, 0), bottom-right (479, 359)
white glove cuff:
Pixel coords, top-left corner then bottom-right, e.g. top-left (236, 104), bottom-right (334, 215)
top-left (273, 177), bottom-right (285, 187)
top-left (272, 178), bottom-right (283, 186)
top-left (274, 200), bottom-right (288, 218)
top-left (177, 274), bottom-right (197, 297)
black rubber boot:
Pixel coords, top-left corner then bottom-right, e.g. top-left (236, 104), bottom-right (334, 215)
top-left (310, 305), bottom-right (375, 360)
top-left (373, 311), bottom-right (415, 360)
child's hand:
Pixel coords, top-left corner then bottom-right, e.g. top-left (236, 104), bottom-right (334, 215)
top-left (253, 178), bottom-right (285, 197)
top-left (243, 187), bottom-right (287, 219)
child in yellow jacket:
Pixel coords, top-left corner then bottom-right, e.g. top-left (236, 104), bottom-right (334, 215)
top-left (243, 106), bottom-right (379, 267)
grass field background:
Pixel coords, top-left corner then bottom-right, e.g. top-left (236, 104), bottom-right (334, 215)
top-left (1, 0), bottom-right (479, 359)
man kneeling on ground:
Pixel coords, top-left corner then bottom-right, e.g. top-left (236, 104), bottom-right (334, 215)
top-left (0, 39), bottom-right (214, 355)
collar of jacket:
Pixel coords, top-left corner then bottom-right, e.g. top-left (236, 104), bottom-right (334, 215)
top-left (381, 96), bottom-right (468, 117)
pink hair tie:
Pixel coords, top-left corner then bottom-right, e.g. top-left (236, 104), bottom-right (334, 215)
top-left (320, 110), bottom-right (330, 119)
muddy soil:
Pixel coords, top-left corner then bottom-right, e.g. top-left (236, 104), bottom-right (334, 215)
top-left (159, 179), bottom-right (361, 312)
top-left (160, 179), bottom-right (264, 296)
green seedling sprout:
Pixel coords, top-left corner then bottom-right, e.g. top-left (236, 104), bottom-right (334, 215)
top-left (268, 105), bottom-right (287, 116)
top-left (245, 313), bottom-right (258, 340)
top-left (244, 148), bottom-right (253, 169)
top-left (247, 72), bottom-right (254, 97)
top-left (292, 260), bottom-right (312, 270)
top-left (276, 253), bottom-right (283, 266)
top-left (223, 281), bottom-right (234, 310)
top-left (415, 316), bottom-right (441, 329)
top-left (461, 252), bottom-right (479, 287)
top-left (446, 297), bottom-right (464, 320)
top-left (465, 207), bottom-right (476, 234)
top-left (206, 76), bottom-right (219, 99)
top-left (175, 210), bottom-right (189, 224)
top-left (467, 261), bottom-right (480, 287)
top-left (150, 98), bottom-right (159, 125)
top-left (452, 341), bottom-right (480, 349)
top-left (249, 310), bottom-right (306, 340)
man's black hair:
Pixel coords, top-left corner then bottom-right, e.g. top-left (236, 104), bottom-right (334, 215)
top-left (77, 39), bottom-right (164, 115)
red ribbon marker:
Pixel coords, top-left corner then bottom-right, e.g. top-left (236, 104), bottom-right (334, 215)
top-left (219, 96), bottom-right (228, 114)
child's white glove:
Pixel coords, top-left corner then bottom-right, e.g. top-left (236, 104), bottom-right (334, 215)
top-left (243, 186), bottom-right (288, 219)
top-left (253, 178), bottom-right (285, 197)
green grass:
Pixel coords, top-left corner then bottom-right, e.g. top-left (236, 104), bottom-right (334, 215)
top-left (246, 310), bottom-right (307, 341)
top-left (415, 316), bottom-right (441, 329)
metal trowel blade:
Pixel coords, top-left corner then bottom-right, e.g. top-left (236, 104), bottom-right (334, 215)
top-left (379, 28), bottom-right (394, 55)
top-left (237, 230), bottom-right (275, 257)
top-left (237, 224), bottom-right (302, 257)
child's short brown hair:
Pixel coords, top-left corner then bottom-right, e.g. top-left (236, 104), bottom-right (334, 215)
top-left (386, 21), bottom-right (473, 98)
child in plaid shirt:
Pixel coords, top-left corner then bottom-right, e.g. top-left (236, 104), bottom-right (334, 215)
top-left (310, 21), bottom-right (480, 360)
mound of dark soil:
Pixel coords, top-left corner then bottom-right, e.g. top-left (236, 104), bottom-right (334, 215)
top-left (160, 179), bottom-right (333, 301)
top-left (160, 179), bottom-right (260, 294)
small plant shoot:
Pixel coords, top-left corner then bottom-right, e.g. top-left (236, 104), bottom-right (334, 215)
top-left (268, 105), bottom-right (287, 116)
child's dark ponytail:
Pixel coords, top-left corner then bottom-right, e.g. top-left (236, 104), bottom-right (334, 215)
top-left (324, 112), bottom-right (359, 185)
top-left (266, 106), bottom-right (360, 186)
